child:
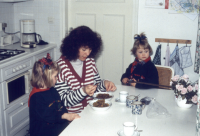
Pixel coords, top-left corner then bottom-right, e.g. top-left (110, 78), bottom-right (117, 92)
top-left (121, 33), bottom-right (159, 89)
top-left (28, 53), bottom-right (80, 136)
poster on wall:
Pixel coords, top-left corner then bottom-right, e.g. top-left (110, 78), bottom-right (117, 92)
top-left (169, 0), bottom-right (199, 20)
top-left (145, 0), bottom-right (166, 8)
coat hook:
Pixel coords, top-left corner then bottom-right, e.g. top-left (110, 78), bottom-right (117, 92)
top-left (176, 40), bottom-right (178, 46)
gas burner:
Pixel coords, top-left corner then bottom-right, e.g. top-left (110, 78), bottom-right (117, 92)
top-left (0, 49), bottom-right (26, 62)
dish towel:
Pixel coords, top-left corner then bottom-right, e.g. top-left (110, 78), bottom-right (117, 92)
top-left (152, 44), bottom-right (161, 65)
top-left (194, 42), bottom-right (200, 74)
top-left (169, 46), bottom-right (184, 76)
top-left (164, 45), bottom-right (170, 66)
top-left (179, 46), bottom-right (193, 69)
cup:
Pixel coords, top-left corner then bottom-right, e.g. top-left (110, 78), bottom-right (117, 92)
top-left (131, 101), bottom-right (145, 115)
top-left (119, 91), bottom-right (129, 103)
top-left (123, 122), bottom-right (136, 136)
top-left (126, 95), bottom-right (138, 108)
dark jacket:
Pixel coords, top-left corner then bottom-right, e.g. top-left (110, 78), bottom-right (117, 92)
top-left (29, 87), bottom-right (68, 136)
top-left (121, 61), bottom-right (159, 89)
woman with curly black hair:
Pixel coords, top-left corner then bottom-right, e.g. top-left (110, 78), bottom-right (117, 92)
top-left (55, 26), bottom-right (116, 113)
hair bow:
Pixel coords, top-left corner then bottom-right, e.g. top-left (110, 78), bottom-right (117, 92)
top-left (38, 53), bottom-right (53, 72)
top-left (134, 35), bottom-right (147, 41)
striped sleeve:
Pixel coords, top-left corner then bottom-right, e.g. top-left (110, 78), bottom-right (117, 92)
top-left (94, 73), bottom-right (106, 92)
top-left (55, 72), bottom-right (87, 108)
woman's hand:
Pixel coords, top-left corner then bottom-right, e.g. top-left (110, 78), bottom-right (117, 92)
top-left (104, 80), bottom-right (116, 91)
top-left (130, 78), bottom-right (137, 87)
top-left (62, 113), bottom-right (80, 121)
top-left (83, 85), bottom-right (97, 96)
top-left (122, 78), bottom-right (129, 84)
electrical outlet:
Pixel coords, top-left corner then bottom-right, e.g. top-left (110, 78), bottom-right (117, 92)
top-left (48, 17), bottom-right (54, 24)
top-left (2, 23), bottom-right (7, 29)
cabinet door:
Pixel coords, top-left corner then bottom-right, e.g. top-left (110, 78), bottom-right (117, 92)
top-left (34, 49), bottom-right (54, 62)
top-left (4, 97), bottom-right (29, 136)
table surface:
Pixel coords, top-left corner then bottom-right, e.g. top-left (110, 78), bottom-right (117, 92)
top-left (59, 85), bottom-right (197, 136)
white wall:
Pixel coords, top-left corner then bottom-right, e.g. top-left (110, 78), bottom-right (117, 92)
top-left (0, 3), bottom-right (14, 37)
top-left (138, 1), bottom-right (199, 82)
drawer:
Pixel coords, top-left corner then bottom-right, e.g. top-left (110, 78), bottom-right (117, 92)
top-left (4, 102), bottom-right (29, 136)
top-left (33, 49), bottom-right (54, 62)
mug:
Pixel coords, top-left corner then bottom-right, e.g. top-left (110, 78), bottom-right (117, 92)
top-left (119, 91), bottom-right (129, 103)
top-left (132, 101), bottom-right (145, 115)
top-left (123, 122), bottom-right (137, 136)
top-left (126, 95), bottom-right (138, 108)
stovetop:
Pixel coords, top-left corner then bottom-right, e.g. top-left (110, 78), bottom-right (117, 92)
top-left (0, 49), bottom-right (26, 62)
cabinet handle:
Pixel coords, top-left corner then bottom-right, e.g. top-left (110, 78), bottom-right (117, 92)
top-left (21, 102), bottom-right (24, 105)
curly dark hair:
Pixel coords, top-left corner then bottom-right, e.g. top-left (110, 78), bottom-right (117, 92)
top-left (60, 26), bottom-right (102, 61)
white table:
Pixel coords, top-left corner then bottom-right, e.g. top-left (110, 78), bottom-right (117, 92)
top-left (59, 85), bottom-right (197, 136)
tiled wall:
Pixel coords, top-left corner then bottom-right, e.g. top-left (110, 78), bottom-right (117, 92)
top-left (0, 3), bottom-right (14, 36)
top-left (0, 0), bottom-right (63, 58)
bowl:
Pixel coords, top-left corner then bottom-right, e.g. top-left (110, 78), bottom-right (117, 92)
top-left (89, 99), bottom-right (112, 112)
top-left (92, 92), bottom-right (114, 101)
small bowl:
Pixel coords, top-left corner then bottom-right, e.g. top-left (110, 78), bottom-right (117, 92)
top-left (89, 100), bottom-right (112, 112)
top-left (92, 92), bottom-right (114, 101)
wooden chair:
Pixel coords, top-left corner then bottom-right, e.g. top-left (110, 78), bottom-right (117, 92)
top-left (155, 65), bottom-right (174, 89)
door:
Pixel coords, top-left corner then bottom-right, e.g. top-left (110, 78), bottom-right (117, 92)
top-left (66, 0), bottom-right (138, 84)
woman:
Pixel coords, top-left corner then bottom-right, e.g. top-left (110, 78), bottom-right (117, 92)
top-left (55, 26), bottom-right (116, 113)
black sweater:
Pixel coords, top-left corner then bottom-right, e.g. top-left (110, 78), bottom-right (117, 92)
top-left (121, 61), bottom-right (159, 89)
top-left (29, 87), bottom-right (69, 136)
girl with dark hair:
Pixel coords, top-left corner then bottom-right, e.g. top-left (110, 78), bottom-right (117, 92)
top-left (55, 26), bottom-right (116, 113)
top-left (121, 32), bottom-right (159, 89)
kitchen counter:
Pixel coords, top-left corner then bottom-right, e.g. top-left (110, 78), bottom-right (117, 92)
top-left (0, 43), bottom-right (57, 68)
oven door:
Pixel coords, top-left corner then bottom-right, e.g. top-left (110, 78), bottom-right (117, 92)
top-left (2, 70), bottom-right (32, 110)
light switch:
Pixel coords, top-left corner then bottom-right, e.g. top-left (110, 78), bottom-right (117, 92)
top-left (48, 17), bottom-right (54, 24)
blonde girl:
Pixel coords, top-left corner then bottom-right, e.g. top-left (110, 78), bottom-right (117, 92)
top-left (29, 53), bottom-right (80, 136)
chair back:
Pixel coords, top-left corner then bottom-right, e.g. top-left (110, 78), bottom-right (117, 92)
top-left (155, 65), bottom-right (174, 89)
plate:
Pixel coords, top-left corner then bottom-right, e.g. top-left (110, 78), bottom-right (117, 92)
top-left (93, 92), bottom-right (114, 101)
top-left (115, 98), bottom-right (126, 103)
top-left (89, 99), bottom-right (112, 112)
top-left (117, 130), bottom-right (140, 136)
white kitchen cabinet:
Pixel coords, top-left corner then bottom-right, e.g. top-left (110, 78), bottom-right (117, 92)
top-left (4, 96), bottom-right (29, 136)
top-left (0, 83), bottom-right (5, 136)
top-left (0, 0), bottom-right (33, 3)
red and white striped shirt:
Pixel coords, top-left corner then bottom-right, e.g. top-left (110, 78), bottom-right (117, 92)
top-left (55, 56), bottom-right (106, 113)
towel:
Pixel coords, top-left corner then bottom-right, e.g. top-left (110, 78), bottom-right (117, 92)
top-left (152, 44), bottom-right (161, 65)
top-left (164, 45), bottom-right (170, 66)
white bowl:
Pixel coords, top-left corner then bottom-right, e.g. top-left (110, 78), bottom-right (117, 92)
top-left (89, 100), bottom-right (112, 112)
top-left (92, 92), bottom-right (114, 101)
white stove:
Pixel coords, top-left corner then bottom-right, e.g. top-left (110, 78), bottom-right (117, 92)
top-left (0, 49), bottom-right (27, 63)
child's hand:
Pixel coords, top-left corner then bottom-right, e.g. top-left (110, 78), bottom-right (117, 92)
top-left (83, 85), bottom-right (97, 96)
top-left (122, 78), bottom-right (129, 84)
top-left (62, 113), bottom-right (80, 121)
top-left (130, 78), bottom-right (137, 87)
top-left (104, 80), bottom-right (116, 91)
